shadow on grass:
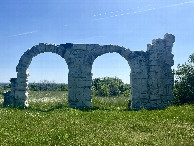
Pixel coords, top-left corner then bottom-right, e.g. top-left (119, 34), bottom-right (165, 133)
top-left (28, 106), bottom-right (112, 112)
top-left (1, 102), bottom-right (171, 113)
top-left (2, 101), bottom-right (169, 112)
top-left (0, 102), bottom-right (69, 112)
top-left (1, 103), bottom-right (132, 112)
top-left (71, 106), bottom-right (132, 112)
top-left (28, 104), bottom-right (69, 112)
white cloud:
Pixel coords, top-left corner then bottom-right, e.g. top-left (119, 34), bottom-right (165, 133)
top-left (8, 31), bottom-right (37, 38)
top-left (93, 0), bottom-right (194, 21)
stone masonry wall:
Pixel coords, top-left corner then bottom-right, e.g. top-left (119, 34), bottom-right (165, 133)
top-left (3, 33), bottom-right (175, 110)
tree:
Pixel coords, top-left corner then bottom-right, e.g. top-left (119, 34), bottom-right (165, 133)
top-left (29, 82), bottom-right (39, 91)
top-left (29, 80), bottom-right (68, 91)
top-left (98, 83), bottom-right (110, 97)
top-left (92, 77), bottom-right (131, 97)
top-left (60, 84), bottom-right (68, 91)
top-left (173, 53), bottom-right (194, 105)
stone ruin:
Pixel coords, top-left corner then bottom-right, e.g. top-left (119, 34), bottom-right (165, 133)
top-left (3, 33), bottom-right (175, 110)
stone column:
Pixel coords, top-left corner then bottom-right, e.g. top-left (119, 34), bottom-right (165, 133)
top-left (129, 51), bottom-right (149, 110)
top-left (14, 70), bottom-right (29, 107)
top-left (68, 63), bottom-right (92, 108)
top-left (3, 78), bottom-right (17, 107)
top-left (63, 44), bottom-right (93, 108)
top-left (147, 34), bottom-right (175, 109)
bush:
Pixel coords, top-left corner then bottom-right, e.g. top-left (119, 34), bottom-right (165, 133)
top-left (0, 86), bottom-right (4, 94)
top-left (92, 77), bottom-right (131, 97)
top-left (98, 84), bottom-right (110, 97)
top-left (173, 53), bottom-right (194, 105)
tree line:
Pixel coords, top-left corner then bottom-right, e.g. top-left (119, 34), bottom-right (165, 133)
top-left (29, 80), bottom-right (68, 91)
top-left (29, 77), bottom-right (131, 97)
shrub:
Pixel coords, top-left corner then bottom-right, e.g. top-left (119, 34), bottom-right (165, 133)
top-left (92, 77), bottom-right (131, 97)
top-left (98, 84), bottom-right (110, 97)
top-left (173, 53), bottom-right (194, 105)
top-left (0, 86), bottom-right (4, 94)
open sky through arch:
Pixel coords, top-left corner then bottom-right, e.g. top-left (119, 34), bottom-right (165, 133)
top-left (0, 0), bottom-right (194, 83)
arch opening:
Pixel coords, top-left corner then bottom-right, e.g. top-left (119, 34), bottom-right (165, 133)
top-left (6, 43), bottom-right (70, 108)
top-left (91, 52), bottom-right (131, 109)
top-left (27, 52), bottom-right (69, 109)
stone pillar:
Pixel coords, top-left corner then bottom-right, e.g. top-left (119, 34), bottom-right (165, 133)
top-left (129, 52), bottom-right (149, 110)
top-left (68, 63), bottom-right (92, 108)
top-left (147, 34), bottom-right (175, 109)
top-left (63, 44), bottom-right (93, 108)
top-left (14, 70), bottom-right (29, 107)
top-left (3, 78), bottom-right (17, 107)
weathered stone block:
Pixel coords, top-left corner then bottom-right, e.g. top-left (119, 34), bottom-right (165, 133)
top-left (37, 43), bottom-right (46, 53)
top-left (15, 90), bottom-right (28, 100)
top-left (14, 99), bottom-right (29, 107)
top-left (73, 44), bottom-right (87, 50)
top-left (45, 44), bottom-right (57, 53)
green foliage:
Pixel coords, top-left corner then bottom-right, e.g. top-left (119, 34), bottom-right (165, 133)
top-left (3, 84), bottom-right (11, 90)
top-left (173, 53), bottom-right (194, 105)
top-left (122, 90), bottom-right (130, 97)
top-left (60, 84), bottom-right (68, 91)
top-left (98, 83), bottom-right (110, 96)
top-left (29, 78), bottom-right (129, 96)
top-left (92, 77), bottom-right (131, 97)
top-left (29, 82), bottom-right (39, 91)
top-left (0, 86), bottom-right (4, 94)
top-left (29, 80), bottom-right (68, 91)
top-left (0, 91), bottom-right (193, 145)
top-left (0, 84), bottom-right (10, 94)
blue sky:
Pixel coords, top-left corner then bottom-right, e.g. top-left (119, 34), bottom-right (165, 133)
top-left (0, 0), bottom-right (194, 83)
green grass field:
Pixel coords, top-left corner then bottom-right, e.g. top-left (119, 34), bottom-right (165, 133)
top-left (0, 91), bottom-right (193, 145)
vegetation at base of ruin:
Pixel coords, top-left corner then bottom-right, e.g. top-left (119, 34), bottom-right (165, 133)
top-left (173, 53), bottom-right (194, 105)
top-left (0, 91), bottom-right (194, 145)
top-left (0, 83), bottom-right (10, 94)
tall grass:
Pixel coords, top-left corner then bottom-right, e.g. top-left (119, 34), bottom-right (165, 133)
top-left (0, 91), bottom-right (193, 145)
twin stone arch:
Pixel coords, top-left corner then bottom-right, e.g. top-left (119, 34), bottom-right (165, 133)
top-left (4, 34), bottom-right (175, 110)
top-left (16, 43), bottom-right (132, 107)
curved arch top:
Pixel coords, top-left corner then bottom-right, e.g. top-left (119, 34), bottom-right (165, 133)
top-left (4, 33), bottom-right (175, 110)
top-left (16, 43), bottom-right (70, 72)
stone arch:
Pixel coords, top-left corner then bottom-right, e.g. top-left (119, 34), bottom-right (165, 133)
top-left (89, 45), bottom-right (149, 109)
top-left (91, 51), bottom-right (131, 81)
top-left (14, 43), bottom-right (68, 107)
top-left (91, 47), bottom-right (132, 104)
top-left (90, 45), bottom-right (132, 73)
top-left (4, 33), bottom-right (175, 110)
